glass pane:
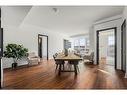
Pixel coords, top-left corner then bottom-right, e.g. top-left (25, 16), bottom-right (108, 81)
top-left (108, 36), bottom-right (114, 45)
top-left (74, 39), bottom-right (79, 46)
top-left (99, 29), bottom-right (115, 66)
top-left (79, 38), bottom-right (85, 46)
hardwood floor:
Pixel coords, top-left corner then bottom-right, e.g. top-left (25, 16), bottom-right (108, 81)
top-left (2, 59), bottom-right (127, 89)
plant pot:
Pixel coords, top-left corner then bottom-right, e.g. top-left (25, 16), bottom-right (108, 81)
top-left (12, 63), bottom-right (18, 69)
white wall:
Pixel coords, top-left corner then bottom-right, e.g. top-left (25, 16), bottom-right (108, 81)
top-left (2, 24), bottom-right (69, 69)
top-left (1, 7), bottom-right (69, 68)
top-left (89, 26), bottom-right (94, 51)
top-left (90, 15), bottom-right (122, 69)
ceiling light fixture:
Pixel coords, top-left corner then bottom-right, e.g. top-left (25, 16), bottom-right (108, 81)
top-left (52, 8), bottom-right (59, 13)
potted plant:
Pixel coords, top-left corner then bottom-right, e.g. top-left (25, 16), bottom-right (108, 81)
top-left (4, 44), bottom-right (28, 69)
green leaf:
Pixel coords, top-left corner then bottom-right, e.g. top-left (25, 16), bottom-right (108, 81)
top-left (4, 43), bottom-right (28, 63)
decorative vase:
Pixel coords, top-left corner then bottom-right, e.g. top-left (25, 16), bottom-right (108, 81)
top-left (64, 49), bottom-right (68, 56)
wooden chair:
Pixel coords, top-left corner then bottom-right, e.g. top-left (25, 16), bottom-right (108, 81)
top-left (68, 61), bottom-right (80, 72)
top-left (55, 53), bottom-right (58, 56)
top-left (53, 54), bottom-right (65, 71)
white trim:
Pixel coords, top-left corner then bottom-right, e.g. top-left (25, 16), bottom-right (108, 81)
top-left (1, 58), bottom-right (3, 88)
top-left (125, 73), bottom-right (127, 78)
top-left (94, 14), bottom-right (123, 25)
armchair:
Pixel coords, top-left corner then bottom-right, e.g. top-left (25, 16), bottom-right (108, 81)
top-left (83, 52), bottom-right (94, 63)
top-left (27, 52), bottom-right (40, 66)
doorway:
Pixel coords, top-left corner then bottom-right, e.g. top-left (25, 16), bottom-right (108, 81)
top-left (38, 34), bottom-right (48, 60)
top-left (121, 20), bottom-right (126, 72)
top-left (97, 27), bottom-right (117, 69)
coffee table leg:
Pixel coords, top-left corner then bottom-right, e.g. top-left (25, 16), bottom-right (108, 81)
top-left (58, 64), bottom-right (61, 75)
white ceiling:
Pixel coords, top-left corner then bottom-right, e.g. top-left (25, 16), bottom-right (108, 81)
top-left (2, 6), bottom-right (32, 26)
top-left (2, 6), bottom-right (124, 36)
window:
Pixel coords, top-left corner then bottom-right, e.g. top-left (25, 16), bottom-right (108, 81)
top-left (86, 38), bottom-right (90, 47)
top-left (108, 36), bottom-right (114, 45)
top-left (74, 38), bottom-right (86, 47)
top-left (79, 38), bottom-right (85, 46)
top-left (73, 36), bottom-right (90, 55)
top-left (74, 39), bottom-right (79, 46)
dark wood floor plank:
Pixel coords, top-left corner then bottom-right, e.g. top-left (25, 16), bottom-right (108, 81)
top-left (2, 59), bottom-right (127, 89)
